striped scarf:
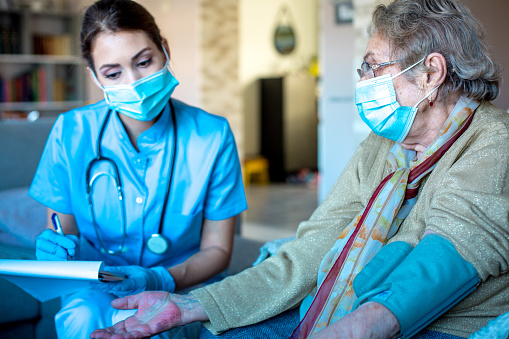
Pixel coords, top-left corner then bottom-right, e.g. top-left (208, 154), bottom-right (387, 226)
top-left (292, 96), bottom-right (479, 339)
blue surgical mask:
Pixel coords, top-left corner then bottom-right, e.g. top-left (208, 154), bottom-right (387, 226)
top-left (355, 57), bottom-right (439, 143)
top-left (92, 46), bottom-right (179, 121)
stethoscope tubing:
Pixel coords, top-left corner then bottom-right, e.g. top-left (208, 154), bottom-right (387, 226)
top-left (85, 99), bottom-right (177, 255)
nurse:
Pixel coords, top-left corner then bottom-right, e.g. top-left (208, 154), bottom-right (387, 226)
top-left (29, 0), bottom-right (247, 338)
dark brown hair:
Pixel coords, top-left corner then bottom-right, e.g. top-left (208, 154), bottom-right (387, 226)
top-left (80, 0), bottom-right (163, 71)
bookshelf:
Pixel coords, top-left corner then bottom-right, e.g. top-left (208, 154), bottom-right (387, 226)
top-left (0, 7), bottom-right (86, 118)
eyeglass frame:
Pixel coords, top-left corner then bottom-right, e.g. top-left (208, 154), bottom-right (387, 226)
top-left (357, 60), bottom-right (400, 79)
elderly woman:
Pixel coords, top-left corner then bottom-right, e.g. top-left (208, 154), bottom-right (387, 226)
top-left (91, 0), bottom-right (509, 338)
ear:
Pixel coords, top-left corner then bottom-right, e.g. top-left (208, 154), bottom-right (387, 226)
top-left (424, 52), bottom-right (447, 100)
top-left (162, 38), bottom-right (171, 60)
top-left (87, 66), bottom-right (103, 88)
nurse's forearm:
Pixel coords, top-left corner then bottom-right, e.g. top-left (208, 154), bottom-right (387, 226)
top-left (168, 246), bottom-right (231, 290)
top-left (169, 217), bottom-right (235, 290)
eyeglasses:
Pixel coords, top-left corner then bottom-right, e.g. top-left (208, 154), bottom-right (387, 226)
top-left (357, 60), bottom-right (399, 79)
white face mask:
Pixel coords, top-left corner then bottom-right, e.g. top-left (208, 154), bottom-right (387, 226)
top-left (355, 57), bottom-right (439, 143)
top-left (91, 46), bottom-right (179, 121)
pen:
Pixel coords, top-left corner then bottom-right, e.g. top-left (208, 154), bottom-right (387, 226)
top-left (51, 213), bottom-right (64, 236)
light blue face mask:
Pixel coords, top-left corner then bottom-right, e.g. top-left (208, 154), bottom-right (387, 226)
top-left (92, 46), bottom-right (179, 122)
top-left (355, 57), bottom-right (439, 143)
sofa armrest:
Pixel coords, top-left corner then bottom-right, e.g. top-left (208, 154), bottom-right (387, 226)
top-left (0, 187), bottom-right (46, 249)
top-left (0, 118), bottom-right (55, 191)
top-left (229, 235), bottom-right (263, 276)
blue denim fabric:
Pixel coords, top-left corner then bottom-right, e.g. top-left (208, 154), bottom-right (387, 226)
top-left (412, 330), bottom-right (465, 338)
top-left (199, 309), bottom-right (465, 339)
top-left (199, 308), bottom-right (300, 339)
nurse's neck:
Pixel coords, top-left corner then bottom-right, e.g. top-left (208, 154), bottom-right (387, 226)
top-left (118, 113), bottom-right (160, 152)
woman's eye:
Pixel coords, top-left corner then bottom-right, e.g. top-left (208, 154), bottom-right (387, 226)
top-left (137, 58), bottom-right (152, 68)
top-left (105, 71), bottom-right (120, 80)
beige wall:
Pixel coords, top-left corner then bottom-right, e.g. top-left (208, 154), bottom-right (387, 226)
top-left (240, 0), bottom-right (319, 156)
top-left (461, 0), bottom-right (509, 110)
top-left (200, 0), bottom-right (243, 155)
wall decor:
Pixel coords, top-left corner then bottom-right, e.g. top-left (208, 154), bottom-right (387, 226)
top-left (335, 0), bottom-right (354, 24)
top-left (273, 5), bottom-right (297, 55)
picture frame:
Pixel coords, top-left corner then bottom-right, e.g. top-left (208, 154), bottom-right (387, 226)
top-left (335, 1), bottom-right (354, 24)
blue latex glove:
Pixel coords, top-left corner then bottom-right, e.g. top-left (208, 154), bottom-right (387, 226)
top-left (92, 265), bottom-right (176, 298)
top-left (36, 229), bottom-right (80, 261)
top-left (252, 236), bottom-right (295, 266)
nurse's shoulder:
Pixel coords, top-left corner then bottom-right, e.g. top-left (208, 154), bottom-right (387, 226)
top-left (172, 99), bottom-right (233, 139)
top-left (52, 100), bottom-right (110, 144)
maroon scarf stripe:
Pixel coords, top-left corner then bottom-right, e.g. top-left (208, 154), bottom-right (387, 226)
top-left (405, 188), bottom-right (419, 200)
top-left (292, 111), bottom-right (475, 339)
top-left (291, 172), bottom-right (395, 339)
top-left (408, 112), bottom-right (474, 183)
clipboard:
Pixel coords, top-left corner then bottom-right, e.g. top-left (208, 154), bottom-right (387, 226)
top-left (0, 259), bottom-right (125, 302)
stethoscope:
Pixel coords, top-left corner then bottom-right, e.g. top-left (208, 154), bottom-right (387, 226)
top-left (85, 100), bottom-right (177, 255)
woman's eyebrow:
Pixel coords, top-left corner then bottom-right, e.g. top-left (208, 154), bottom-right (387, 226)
top-left (98, 47), bottom-right (152, 71)
top-left (99, 63), bottom-right (119, 71)
top-left (364, 51), bottom-right (381, 63)
top-left (131, 47), bottom-right (151, 61)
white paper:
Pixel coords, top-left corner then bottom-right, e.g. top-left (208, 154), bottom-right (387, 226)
top-left (0, 260), bottom-right (105, 302)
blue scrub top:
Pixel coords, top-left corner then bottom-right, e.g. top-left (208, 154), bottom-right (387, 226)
top-left (29, 99), bottom-right (247, 268)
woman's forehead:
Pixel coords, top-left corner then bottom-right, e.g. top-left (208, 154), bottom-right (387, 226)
top-left (364, 33), bottom-right (391, 62)
top-left (91, 31), bottom-right (155, 64)
top-left (93, 30), bottom-right (152, 50)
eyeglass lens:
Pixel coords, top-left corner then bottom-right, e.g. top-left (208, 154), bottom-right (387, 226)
top-left (357, 62), bottom-right (374, 79)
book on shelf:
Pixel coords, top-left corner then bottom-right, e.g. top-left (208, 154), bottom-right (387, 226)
top-left (0, 66), bottom-right (66, 103)
top-left (0, 12), bottom-right (21, 54)
top-left (33, 34), bottom-right (72, 56)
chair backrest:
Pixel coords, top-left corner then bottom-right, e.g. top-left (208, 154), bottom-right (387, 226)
top-left (0, 118), bottom-right (56, 191)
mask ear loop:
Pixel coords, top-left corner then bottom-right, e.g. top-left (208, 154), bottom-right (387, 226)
top-left (414, 85), bottom-right (440, 109)
top-left (89, 68), bottom-right (111, 104)
top-left (392, 57), bottom-right (426, 80)
top-left (162, 44), bottom-right (178, 80)
top-left (89, 68), bottom-right (104, 88)
top-left (161, 44), bottom-right (170, 67)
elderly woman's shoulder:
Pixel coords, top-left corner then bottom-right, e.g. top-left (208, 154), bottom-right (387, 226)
top-left (474, 102), bottom-right (509, 135)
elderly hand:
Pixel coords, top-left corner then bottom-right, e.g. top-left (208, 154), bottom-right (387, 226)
top-left (308, 302), bottom-right (399, 339)
top-left (36, 229), bottom-right (80, 261)
top-left (92, 266), bottom-right (175, 298)
top-left (89, 292), bottom-right (208, 339)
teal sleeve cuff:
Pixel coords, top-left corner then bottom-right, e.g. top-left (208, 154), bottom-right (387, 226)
top-left (353, 241), bottom-right (412, 298)
top-left (354, 234), bottom-right (479, 339)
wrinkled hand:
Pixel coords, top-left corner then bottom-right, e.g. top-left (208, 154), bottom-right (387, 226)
top-left (92, 266), bottom-right (175, 298)
top-left (36, 229), bottom-right (79, 260)
top-left (90, 292), bottom-right (208, 339)
top-left (308, 302), bottom-right (399, 339)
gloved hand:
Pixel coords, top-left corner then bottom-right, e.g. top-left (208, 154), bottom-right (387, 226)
top-left (36, 229), bottom-right (80, 261)
top-left (92, 265), bottom-right (176, 298)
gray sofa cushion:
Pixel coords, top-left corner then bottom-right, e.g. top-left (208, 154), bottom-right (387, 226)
top-left (0, 187), bottom-right (46, 249)
top-left (0, 118), bottom-right (55, 191)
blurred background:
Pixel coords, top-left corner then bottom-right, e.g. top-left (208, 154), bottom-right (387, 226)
top-left (0, 0), bottom-right (507, 242)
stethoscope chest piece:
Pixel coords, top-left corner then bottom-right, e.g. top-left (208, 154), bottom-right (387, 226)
top-left (88, 100), bottom-right (177, 256)
top-left (146, 234), bottom-right (169, 254)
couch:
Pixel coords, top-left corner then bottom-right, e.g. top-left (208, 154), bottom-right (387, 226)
top-left (0, 117), bottom-right (263, 339)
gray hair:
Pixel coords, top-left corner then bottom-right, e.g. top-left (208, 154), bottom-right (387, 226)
top-left (370, 0), bottom-right (501, 102)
